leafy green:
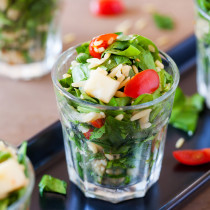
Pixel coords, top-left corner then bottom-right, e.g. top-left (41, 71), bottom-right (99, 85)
top-left (133, 35), bottom-right (161, 61)
top-left (39, 175), bottom-right (67, 196)
top-left (153, 13), bottom-right (174, 30)
top-left (89, 126), bottom-right (106, 140)
top-left (59, 76), bottom-right (72, 88)
top-left (105, 44), bottom-right (140, 57)
top-left (197, 0), bottom-right (210, 13)
top-left (71, 63), bottom-right (90, 82)
top-left (76, 152), bottom-right (83, 179)
top-left (169, 87), bottom-right (205, 135)
top-left (76, 53), bottom-right (90, 63)
top-left (133, 94), bottom-right (153, 105)
top-left (115, 97), bottom-right (132, 106)
top-left (0, 199), bottom-right (8, 210)
top-left (0, 151), bottom-right (11, 163)
top-left (113, 55), bottom-right (132, 65)
top-left (76, 42), bottom-right (90, 54)
top-left (80, 91), bottom-right (98, 103)
top-left (104, 116), bottom-right (138, 147)
top-left (133, 45), bottom-right (156, 70)
top-left (18, 141), bottom-right (28, 176)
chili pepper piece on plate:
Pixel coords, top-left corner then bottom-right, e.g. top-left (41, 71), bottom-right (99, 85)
top-left (173, 148), bottom-right (210, 165)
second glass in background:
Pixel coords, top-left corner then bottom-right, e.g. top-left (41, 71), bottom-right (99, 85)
top-left (195, 0), bottom-right (210, 108)
top-left (0, 0), bottom-right (62, 80)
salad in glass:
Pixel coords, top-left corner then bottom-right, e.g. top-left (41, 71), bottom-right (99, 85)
top-left (0, 141), bottom-right (34, 210)
top-left (52, 33), bottom-right (179, 203)
top-left (0, 0), bottom-right (62, 80)
top-left (195, 0), bottom-right (210, 107)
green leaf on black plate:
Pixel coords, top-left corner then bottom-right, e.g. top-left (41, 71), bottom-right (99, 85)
top-left (169, 87), bottom-right (204, 135)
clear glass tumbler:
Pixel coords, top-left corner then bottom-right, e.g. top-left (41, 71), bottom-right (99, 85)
top-left (195, 0), bottom-right (210, 107)
top-left (0, 0), bottom-right (62, 80)
top-left (0, 141), bottom-right (35, 210)
top-left (52, 47), bottom-right (179, 203)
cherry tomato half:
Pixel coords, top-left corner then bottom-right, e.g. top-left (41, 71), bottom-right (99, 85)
top-left (91, 118), bottom-right (105, 128)
top-left (124, 69), bottom-right (160, 98)
top-left (89, 33), bottom-right (118, 58)
top-left (173, 148), bottom-right (210, 165)
top-left (90, 0), bottom-right (124, 16)
top-left (83, 129), bottom-right (94, 140)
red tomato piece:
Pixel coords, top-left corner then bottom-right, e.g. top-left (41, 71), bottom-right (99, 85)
top-left (91, 118), bottom-right (105, 128)
top-left (124, 69), bottom-right (160, 98)
top-left (89, 33), bottom-right (118, 58)
top-left (90, 0), bottom-right (124, 16)
top-left (173, 148), bottom-right (210, 165)
top-left (83, 129), bottom-right (94, 140)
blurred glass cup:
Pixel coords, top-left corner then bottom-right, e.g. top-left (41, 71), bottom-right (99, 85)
top-left (194, 0), bottom-right (210, 108)
top-left (0, 0), bottom-right (62, 80)
top-left (0, 140), bottom-right (35, 210)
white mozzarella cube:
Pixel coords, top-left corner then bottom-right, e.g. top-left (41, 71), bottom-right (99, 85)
top-left (0, 159), bottom-right (27, 199)
top-left (84, 70), bottom-right (120, 103)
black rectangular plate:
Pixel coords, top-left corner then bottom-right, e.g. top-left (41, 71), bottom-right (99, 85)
top-left (27, 35), bottom-right (210, 210)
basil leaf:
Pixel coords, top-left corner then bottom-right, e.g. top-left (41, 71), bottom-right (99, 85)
top-left (76, 53), bottom-right (90, 63)
top-left (133, 45), bottom-right (156, 70)
top-left (133, 94), bottom-right (153, 105)
top-left (115, 97), bottom-right (131, 106)
top-left (169, 87), bottom-right (204, 135)
top-left (39, 175), bottom-right (67, 196)
top-left (105, 44), bottom-right (140, 57)
top-left (76, 42), bottom-right (90, 54)
top-left (0, 151), bottom-right (11, 163)
top-left (89, 126), bottom-right (106, 140)
top-left (153, 13), bottom-right (174, 30)
top-left (59, 76), bottom-right (72, 88)
top-left (71, 63), bottom-right (90, 82)
top-left (133, 35), bottom-right (161, 61)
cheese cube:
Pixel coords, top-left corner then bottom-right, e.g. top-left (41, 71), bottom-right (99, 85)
top-left (84, 70), bottom-right (120, 103)
top-left (0, 159), bottom-right (27, 199)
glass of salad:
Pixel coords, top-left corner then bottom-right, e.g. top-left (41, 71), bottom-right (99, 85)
top-left (0, 141), bottom-right (35, 210)
top-left (0, 0), bottom-right (62, 80)
top-left (194, 0), bottom-right (210, 108)
top-left (52, 33), bottom-right (179, 203)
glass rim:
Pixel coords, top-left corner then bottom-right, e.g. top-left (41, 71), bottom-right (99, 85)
top-left (0, 140), bottom-right (35, 210)
top-left (194, 0), bottom-right (210, 20)
top-left (52, 46), bottom-right (180, 111)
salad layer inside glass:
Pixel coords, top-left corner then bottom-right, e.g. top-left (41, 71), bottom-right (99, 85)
top-left (57, 33), bottom-right (175, 188)
top-left (0, 0), bottom-right (58, 64)
top-left (195, 0), bottom-right (210, 106)
top-left (0, 141), bottom-right (29, 209)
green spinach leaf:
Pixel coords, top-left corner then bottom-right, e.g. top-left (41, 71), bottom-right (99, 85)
top-left (153, 13), bottom-right (174, 30)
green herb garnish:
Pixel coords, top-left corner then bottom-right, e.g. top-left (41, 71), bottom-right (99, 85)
top-left (169, 87), bottom-right (205, 135)
top-left (39, 175), bottom-right (67, 196)
top-left (153, 13), bottom-right (174, 30)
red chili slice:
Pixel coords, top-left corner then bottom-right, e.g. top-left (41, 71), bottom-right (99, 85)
top-left (173, 148), bottom-right (210, 165)
top-left (83, 129), bottom-right (94, 140)
top-left (124, 69), bottom-right (160, 98)
top-left (89, 33), bottom-right (118, 58)
top-left (90, 0), bottom-right (124, 16)
top-left (90, 118), bottom-right (105, 128)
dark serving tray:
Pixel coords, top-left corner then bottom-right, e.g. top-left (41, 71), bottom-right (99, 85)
top-left (27, 35), bottom-right (210, 210)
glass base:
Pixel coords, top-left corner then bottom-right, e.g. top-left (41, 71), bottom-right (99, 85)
top-left (68, 167), bottom-right (160, 203)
